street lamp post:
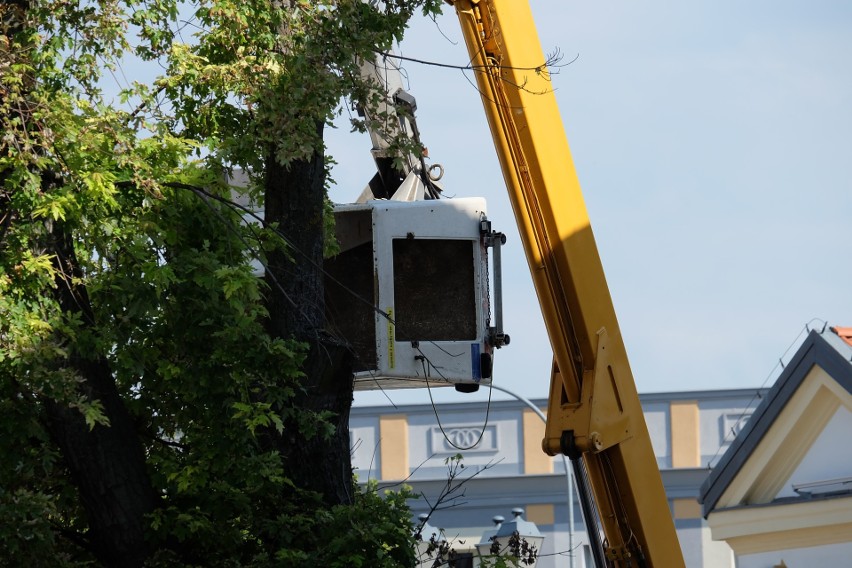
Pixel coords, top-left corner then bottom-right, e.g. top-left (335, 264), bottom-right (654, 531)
top-left (414, 513), bottom-right (443, 568)
top-left (475, 515), bottom-right (504, 561)
top-left (477, 508), bottom-right (544, 568)
top-left (484, 383), bottom-right (577, 568)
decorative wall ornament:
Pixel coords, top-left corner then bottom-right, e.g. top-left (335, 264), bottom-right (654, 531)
top-left (720, 412), bottom-right (752, 446)
top-left (430, 424), bottom-right (499, 455)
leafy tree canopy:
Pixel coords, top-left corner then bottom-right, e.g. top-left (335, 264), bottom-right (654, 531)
top-left (0, 0), bottom-right (440, 564)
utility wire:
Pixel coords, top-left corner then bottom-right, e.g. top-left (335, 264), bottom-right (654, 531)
top-left (419, 347), bottom-right (495, 452)
top-left (704, 318), bottom-right (829, 469)
top-left (174, 181), bottom-right (492, 412)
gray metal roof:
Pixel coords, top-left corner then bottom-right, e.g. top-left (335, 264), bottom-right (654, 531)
top-left (699, 327), bottom-right (852, 517)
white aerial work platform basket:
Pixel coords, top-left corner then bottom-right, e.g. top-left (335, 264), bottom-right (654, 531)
top-left (324, 197), bottom-right (508, 392)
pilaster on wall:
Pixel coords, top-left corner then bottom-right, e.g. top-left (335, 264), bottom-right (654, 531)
top-left (670, 400), bottom-right (700, 468)
top-left (526, 503), bottom-right (555, 526)
top-left (673, 498), bottom-right (702, 520)
top-left (379, 414), bottom-right (409, 480)
top-left (523, 408), bottom-right (553, 474)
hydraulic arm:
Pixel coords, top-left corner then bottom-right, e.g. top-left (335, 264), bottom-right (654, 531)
top-left (446, 1), bottom-right (685, 566)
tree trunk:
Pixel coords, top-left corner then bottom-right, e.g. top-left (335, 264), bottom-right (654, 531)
top-left (44, 223), bottom-right (157, 567)
top-left (3, 1), bottom-right (157, 561)
top-left (264, 121), bottom-right (355, 506)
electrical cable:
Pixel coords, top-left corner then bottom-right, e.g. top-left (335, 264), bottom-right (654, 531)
top-left (704, 318), bottom-right (829, 469)
top-left (419, 347), bottom-right (494, 452)
top-left (170, 182), bottom-right (395, 323)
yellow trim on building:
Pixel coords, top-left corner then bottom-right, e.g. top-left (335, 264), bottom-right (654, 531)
top-left (523, 408), bottom-right (552, 474)
top-left (672, 498), bottom-right (702, 520)
top-left (708, 496), bottom-right (852, 555)
top-left (379, 414), bottom-right (408, 480)
top-left (727, 522), bottom-right (852, 556)
top-left (526, 503), bottom-right (555, 526)
top-left (670, 400), bottom-right (700, 468)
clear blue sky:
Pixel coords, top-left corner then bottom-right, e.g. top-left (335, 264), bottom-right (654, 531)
top-left (326, 1), bottom-right (852, 407)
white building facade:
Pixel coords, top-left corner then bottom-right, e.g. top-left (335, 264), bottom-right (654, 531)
top-left (350, 388), bottom-right (764, 568)
top-left (700, 327), bottom-right (852, 568)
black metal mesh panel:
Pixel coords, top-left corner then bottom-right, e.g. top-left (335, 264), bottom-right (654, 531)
top-left (392, 239), bottom-right (476, 342)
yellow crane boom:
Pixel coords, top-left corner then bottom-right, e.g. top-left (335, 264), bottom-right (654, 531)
top-left (447, 1), bottom-right (686, 566)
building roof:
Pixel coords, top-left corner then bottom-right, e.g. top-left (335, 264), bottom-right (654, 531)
top-left (699, 325), bottom-right (852, 517)
top-left (833, 326), bottom-right (852, 347)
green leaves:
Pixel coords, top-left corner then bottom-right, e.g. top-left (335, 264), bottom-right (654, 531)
top-left (232, 401), bottom-right (285, 435)
top-left (0, 489), bottom-right (61, 563)
top-left (2, 0), bottom-right (443, 564)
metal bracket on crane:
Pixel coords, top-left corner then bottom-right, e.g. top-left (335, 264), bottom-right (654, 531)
top-left (543, 327), bottom-right (632, 458)
top-left (479, 217), bottom-right (510, 350)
